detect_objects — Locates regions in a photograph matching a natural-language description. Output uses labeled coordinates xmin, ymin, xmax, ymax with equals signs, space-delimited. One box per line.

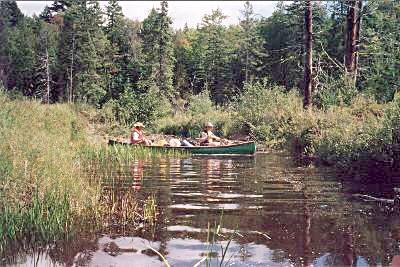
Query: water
xmin=4 ymin=152 xmax=400 ymax=267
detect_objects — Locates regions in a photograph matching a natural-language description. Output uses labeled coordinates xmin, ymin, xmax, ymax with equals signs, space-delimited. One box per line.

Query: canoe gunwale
xmin=108 ymin=140 xmax=256 ymax=155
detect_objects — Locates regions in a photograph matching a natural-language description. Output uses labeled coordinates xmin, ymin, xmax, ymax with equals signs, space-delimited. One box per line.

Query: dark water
xmin=5 ymin=153 xmax=400 ymax=267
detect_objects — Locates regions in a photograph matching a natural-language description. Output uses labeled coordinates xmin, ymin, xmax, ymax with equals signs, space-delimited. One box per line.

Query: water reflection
xmin=4 ymin=153 xmax=399 ymax=267
xmin=129 ymin=159 xmax=143 ymax=190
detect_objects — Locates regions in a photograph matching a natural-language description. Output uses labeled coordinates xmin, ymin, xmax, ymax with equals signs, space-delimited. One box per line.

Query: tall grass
xmin=80 ymin=144 xmax=188 ymax=167
xmin=0 ymin=92 xmax=186 ymax=253
xmin=0 ymin=93 xmax=97 ymax=252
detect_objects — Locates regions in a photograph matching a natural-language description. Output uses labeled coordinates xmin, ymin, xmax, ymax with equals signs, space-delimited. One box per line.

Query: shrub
xmin=313 ymin=74 xmax=359 ymax=109
xmin=154 ymin=91 xmax=235 ymax=138
xmin=110 ymin=88 xmax=171 ymax=127
xmin=234 ymin=79 xmax=303 ymax=147
xmin=187 ymin=90 xmax=214 ymax=116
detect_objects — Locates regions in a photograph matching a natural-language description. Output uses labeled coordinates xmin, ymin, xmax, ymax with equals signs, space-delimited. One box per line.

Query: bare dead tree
xmin=44 ymin=46 xmax=50 ymax=104
xmin=345 ymin=0 xmax=362 ymax=86
xmin=68 ymin=30 xmax=75 ymax=103
xmin=303 ymin=0 xmax=313 ymax=109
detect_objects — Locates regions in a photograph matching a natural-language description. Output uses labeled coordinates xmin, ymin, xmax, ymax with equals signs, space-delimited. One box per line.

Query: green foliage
xmin=106 ymin=87 xmax=171 ymax=127
xmin=358 ymin=0 xmax=400 ymax=102
xmin=235 ymin=79 xmax=303 ymax=145
xmin=313 ymin=75 xmax=359 ymax=109
xmin=155 ymin=92 xmax=234 ymax=138
xmin=187 ymin=90 xmax=214 ymax=116
xmin=141 ymin=2 xmax=175 ymax=99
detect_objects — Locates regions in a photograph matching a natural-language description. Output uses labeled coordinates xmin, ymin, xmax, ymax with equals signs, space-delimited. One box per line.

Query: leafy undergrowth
xmin=232 ymin=80 xmax=399 ymax=178
xmin=154 ymin=80 xmax=400 ymax=179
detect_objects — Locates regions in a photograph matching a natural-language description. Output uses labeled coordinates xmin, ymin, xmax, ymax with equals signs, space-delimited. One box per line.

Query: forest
xmin=0 ymin=0 xmax=398 ymax=114
xmin=1 ymin=0 xmax=400 ymax=262
xmin=1 ymin=0 xmax=400 ymax=175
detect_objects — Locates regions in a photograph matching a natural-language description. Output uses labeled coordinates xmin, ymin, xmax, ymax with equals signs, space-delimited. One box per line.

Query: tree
xmin=158 ymin=1 xmax=175 ymax=99
xmin=104 ymin=0 xmax=127 ymax=100
xmin=238 ymin=1 xmax=265 ymax=84
xmin=34 ymin=19 xmax=58 ymax=103
xmin=303 ymin=0 xmax=313 ymax=108
xmin=0 ymin=0 xmax=24 ymax=89
xmin=55 ymin=0 xmax=107 ymax=104
xmin=345 ymin=0 xmax=362 ymax=86
xmin=140 ymin=1 xmax=175 ymax=100
xmin=199 ymin=9 xmax=231 ymax=103
xmin=358 ymin=0 xmax=400 ymax=102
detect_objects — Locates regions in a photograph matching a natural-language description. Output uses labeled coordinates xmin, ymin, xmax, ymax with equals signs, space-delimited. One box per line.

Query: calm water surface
xmin=5 ymin=153 xmax=400 ymax=267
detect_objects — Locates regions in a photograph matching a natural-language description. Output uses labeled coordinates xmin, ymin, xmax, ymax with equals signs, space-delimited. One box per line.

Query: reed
xmin=194 ymin=212 xmax=237 ymax=267
xmin=79 ymin=144 xmax=188 ymax=167
xmin=0 ymin=93 xmax=186 ymax=254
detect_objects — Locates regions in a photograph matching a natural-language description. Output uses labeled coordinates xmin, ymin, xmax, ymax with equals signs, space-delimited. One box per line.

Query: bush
xmin=154 ymin=91 xmax=235 ymax=138
xmin=187 ymin=90 xmax=214 ymax=116
xmin=108 ymin=87 xmax=171 ymax=127
xmin=313 ymin=74 xmax=359 ymax=110
xmin=234 ymin=79 xmax=303 ymax=147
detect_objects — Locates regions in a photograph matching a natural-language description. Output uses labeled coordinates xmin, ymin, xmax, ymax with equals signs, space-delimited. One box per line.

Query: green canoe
xmin=108 ymin=140 xmax=256 ymax=155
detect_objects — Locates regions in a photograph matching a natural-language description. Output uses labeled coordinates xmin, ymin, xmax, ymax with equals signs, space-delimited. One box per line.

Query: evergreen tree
xmin=199 ymin=9 xmax=231 ymax=103
xmin=55 ymin=0 xmax=107 ymax=104
xmin=0 ymin=0 xmax=23 ymax=88
xmin=141 ymin=1 xmax=175 ymax=100
xmin=104 ymin=0 xmax=143 ymax=102
xmin=238 ymin=1 xmax=266 ymax=84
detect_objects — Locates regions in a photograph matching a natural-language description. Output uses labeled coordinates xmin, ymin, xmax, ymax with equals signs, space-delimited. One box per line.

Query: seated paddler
xmin=199 ymin=122 xmax=222 ymax=146
xmin=131 ymin=122 xmax=152 ymax=145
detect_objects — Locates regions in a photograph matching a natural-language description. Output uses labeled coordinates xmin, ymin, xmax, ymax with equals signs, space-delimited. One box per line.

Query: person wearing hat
xmin=199 ymin=122 xmax=221 ymax=146
xmin=131 ymin=122 xmax=152 ymax=145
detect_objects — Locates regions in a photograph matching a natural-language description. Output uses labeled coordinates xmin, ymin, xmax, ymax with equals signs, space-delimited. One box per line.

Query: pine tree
xmin=141 ymin=1 xmax=175 ymax=100
xmin=104 ymin=0 xmax=142 ymax=101
xmin=55 ymin=0 xmax=107 ymax=104
xmin=158 ymin=1 xmax=175 ymax=99
xmin=0 ymin=0 xmax=24 ymax=89
xmin=238 ymin=1 xmax=266 ymax=84
xmin=199 ymin=9 xmax=231 ymax=103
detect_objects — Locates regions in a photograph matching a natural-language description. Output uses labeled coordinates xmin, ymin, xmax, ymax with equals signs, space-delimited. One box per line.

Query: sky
xmin=16 ymin=1 xmax=279 ymax=29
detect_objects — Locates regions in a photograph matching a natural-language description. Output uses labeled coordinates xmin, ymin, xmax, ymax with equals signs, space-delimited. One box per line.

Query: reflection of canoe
xmin=108 ymin=140 xmax=256 ymax=155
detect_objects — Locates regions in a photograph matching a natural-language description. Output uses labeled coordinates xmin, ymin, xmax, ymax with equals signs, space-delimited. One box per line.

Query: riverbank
xmin=153 ymin=81 xmax=400 ymax=180
xmin=0 ymin=93 xmax=185 ymax=254
xmin=81 ymin=81 xmax=400 ymax=180
xmin=2 ymin=84 xmax=400 ymax=254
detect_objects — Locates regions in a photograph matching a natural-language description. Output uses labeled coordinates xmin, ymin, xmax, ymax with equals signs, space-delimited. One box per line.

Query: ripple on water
xmin=6 ymin=152 xmax=398 ymax=267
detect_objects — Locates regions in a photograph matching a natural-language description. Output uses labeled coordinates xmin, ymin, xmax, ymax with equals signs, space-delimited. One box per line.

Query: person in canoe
xmin=131 ymin=122 xmax=152 ymax=145
xmin=199 ymin=122 xmax=226 ymax=146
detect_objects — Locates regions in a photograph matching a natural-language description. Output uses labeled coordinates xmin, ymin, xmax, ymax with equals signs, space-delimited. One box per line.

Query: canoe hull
xmin=108 ymin=140 xmax=256 ymax=155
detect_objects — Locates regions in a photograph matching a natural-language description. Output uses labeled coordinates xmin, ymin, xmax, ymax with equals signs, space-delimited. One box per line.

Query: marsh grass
xmin=0 ymin=93 xmax=186 ymax=254
xmin=80 ymin=144 xmax=188 ymax=167
xmin=203 ymin=212 xmax=236 ymax=267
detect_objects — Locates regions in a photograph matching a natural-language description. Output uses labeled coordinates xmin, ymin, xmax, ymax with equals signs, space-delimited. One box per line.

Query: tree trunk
xmin=303 ymin=0 xmax=313 ymax=109
xmin=69 ymin=32 xmax=75 ymax=103
xmin=345 ymin=0 xmax=362 ymax=85
xmin=45 ymin=47 xmax=50 ymax=104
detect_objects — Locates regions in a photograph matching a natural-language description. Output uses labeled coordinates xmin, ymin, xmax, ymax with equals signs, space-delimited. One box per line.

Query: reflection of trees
xmin=9 ymin=153 xmax=397 ymax=266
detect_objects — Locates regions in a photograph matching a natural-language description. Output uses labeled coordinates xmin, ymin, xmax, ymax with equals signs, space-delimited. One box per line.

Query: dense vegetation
xmin=0 ymin=91 xmax=186 ymax=253
xmin=0 ymin=0 xmax=399 ymax=257
xmin=0 ymin=0 xmax=399 ymax=167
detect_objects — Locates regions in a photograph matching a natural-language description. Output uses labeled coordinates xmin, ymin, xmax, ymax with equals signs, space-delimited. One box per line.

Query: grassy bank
xmin=0 ymin=93 xmax=185 ymax=253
